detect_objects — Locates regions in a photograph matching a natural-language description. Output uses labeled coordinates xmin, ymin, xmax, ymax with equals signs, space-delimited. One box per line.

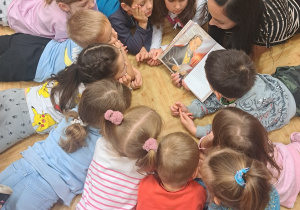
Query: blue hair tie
xmin=235 ymin=167 xmax=250 ymax=188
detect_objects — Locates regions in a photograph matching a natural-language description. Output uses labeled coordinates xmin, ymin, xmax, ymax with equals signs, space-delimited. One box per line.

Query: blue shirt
xmin=97 ymin=0 xmax=119 ymax=17
xmin=22 ymin=108 xmax=100 ymax=205
xmin=35 ymin=39 xmax=82 ymax=82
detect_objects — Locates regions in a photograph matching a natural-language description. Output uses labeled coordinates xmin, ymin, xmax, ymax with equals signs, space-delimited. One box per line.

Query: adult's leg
xmin=0 ymin=33 xmax=50 ymax=81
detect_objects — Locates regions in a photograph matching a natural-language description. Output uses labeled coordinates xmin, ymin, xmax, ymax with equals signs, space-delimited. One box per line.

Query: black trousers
xmin=0 ymin=33 xmax=51 ymax=81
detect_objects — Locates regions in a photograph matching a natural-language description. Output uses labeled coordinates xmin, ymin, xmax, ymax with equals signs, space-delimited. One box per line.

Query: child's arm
xmin=192 ymin=0 xmax=209 ymax=26
xmin=131 ymin=66 xmax=143 ymax=89
xmin=150 ymin=23 xmax=164 ymax=50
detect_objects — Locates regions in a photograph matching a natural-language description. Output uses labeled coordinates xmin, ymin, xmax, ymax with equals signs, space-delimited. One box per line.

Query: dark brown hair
xmin=67 ymin=10 xmax=110 ymax=48
xmin=205 ymin=49 xmax=256 ymax=98
xmin=101 ymin=105 xmax=163 ymax=173
xmin=211 ymin=107 xmax=281 ymax=178
xmin=49 ymin=43 xmax=121 ymax=113
xmin=119 ymin=0 xmax=134 ymax=6
xmin=156 ymin=132 xmax=199 ymax=187
xmin=59 ymin=79 xmax=132 ymax=153
xmin=151 ymin=0 xmax=197 ymax=26
xmin=202 ymin=148 xmax=272 ymax=210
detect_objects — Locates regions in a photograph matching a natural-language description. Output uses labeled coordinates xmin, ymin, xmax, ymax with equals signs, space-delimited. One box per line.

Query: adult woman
xmin=207 ymin=0 xmax=300 ymax=56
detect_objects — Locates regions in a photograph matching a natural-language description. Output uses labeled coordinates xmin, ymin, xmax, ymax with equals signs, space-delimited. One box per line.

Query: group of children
xmin=0 ymin=0 xmax=300 ymax=209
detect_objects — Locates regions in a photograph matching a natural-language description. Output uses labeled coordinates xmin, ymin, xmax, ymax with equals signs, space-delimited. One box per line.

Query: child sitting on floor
xmin=109 ymin=0 xmax=153 ymax=55
xmin=0 ymin=10 xmax=120 ymax=82
xmin=199 ymin=107 xmax=300 ymax=208
xmin=0 ymin=43 xmax=139 ymax=153
xmin=77 ymin=105 xmax=162 ymax=209
xmin=0 ymin=0 xmax=97 ymax=41
xmin=200 ymin=148 xmax=280 ymax=210
xmin=136 ymin=132 xmax=207 ymax=210
xmin=171 ymin=49 xmax=299 ymax=137
xmin=0 ymin=79 xmax=132 ymax=210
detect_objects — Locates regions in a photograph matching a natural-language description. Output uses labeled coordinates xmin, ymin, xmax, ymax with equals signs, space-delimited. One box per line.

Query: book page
xmin=184 ymin=44 xmax=224 ymax=102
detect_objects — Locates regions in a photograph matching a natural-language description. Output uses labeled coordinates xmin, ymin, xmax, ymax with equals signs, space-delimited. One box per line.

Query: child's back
xmin=78 ymin=105 xmax=163 ymax=209
xmin=7 ymin=0 xmax=97 ymax=41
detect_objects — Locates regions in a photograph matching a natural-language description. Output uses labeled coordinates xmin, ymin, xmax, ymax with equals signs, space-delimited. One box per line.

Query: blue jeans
xmin=0 ymin=158 xmax=59 ymax=210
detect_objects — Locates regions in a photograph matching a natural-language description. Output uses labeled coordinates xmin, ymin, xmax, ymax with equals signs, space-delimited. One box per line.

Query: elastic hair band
xmin=143 ymin=138 xmax=158 ymax=152
xmin=235 ymin=167 xmax=250 ymax=188
xmin=70 ymin=117 xmax=86 ymax=126
xmin=104 ymin=110 xmax=123 ymax=125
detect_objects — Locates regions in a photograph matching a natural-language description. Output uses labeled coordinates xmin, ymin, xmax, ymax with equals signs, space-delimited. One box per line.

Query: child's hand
xmin=171 ymin=73 xmax=182 ymax=87
xmin=170 ymin=102 xmax=192 ymax=116
xmin=118 ymin=74 xmax=132 ymax=88
xmin=147 ymin=59 xmax=161 ymax=66
xmin=136 ymin=47 xmax=151 ymax=62
xmin=131 ymin=5 xmax=148 ymax=29
xmin=149 ymin=48 xmax=163 ymax=60
xmin=131 ymin=67 xmax=143 ymax=89
xmin=179 ymin=110 xmax=197 ymax=136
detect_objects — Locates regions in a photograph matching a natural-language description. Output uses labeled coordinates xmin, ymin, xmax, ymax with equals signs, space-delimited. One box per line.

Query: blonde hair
xmin=202 ymin=148 xmax=272 ymax=210
xmin=101 ymin=105 xmax=163 ymax=173
xmin=60 ymin=79 xmax=132 ymax=153
xmin=67 ymin=10 xmax=110 ymax=48
xmin=156 ymin=132 xmax=199 ymax=188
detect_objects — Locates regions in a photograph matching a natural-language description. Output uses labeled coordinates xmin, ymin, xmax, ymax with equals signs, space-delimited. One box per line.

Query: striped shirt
xmin=77 ymin=137 xmax=145 ymax=210
xmin=255 ymin=0 xmax=300 ymax=47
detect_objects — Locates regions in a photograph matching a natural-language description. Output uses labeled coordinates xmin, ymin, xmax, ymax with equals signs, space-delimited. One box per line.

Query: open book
xmin=159 ymin=20 xmax=224 ymax=102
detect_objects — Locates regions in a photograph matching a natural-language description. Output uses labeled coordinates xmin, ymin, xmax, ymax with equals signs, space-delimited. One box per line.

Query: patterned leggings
xmin=0 ymin=89 xmax=35 ymax=153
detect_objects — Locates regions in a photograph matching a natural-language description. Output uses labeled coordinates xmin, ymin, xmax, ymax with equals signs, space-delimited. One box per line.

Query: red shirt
xmin=137 ymin=175 xmax=207 ymax=210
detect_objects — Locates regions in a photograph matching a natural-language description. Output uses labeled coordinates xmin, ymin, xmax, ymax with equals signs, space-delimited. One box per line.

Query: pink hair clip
xmin=104 ymin=110 xmax=123 ymax=125
xmin=143 ymin=138 xmax=158 ymax=152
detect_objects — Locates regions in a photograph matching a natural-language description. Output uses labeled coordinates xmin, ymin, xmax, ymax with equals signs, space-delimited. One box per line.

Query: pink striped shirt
xmin=77 ymin=137 xmax=145 ymax=210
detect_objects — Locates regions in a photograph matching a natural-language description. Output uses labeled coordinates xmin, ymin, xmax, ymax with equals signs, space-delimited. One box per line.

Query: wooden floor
xmin=0 ymin=23 xmax=299 ymax=209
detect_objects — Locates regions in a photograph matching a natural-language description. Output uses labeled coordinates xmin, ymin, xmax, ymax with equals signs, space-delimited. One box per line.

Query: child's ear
xmin=214 ymin=91 xmax=223 ymax=101
xmin=214 ymin=197 xmax=221 ymax=206
xmin=58 ymin=2 xmax=70 ymax=12
xmin=121 ymin=2 xmax=130 ymax=12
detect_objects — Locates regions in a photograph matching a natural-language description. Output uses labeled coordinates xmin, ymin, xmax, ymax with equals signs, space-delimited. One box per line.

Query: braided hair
xmin=49 ymin=43 xmax=120 ymax=112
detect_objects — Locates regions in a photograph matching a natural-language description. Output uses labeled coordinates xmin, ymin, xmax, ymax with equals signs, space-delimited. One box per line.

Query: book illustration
xmin=159 ymin=20 xmax=224 ymax=102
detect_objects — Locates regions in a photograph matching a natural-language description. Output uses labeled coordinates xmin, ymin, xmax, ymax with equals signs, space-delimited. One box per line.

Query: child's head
xmin=67 ymin=10 xmax=118 ymax=48
xmin=156 ymin=132 xmax=199 ymax=189
xmin=60 ymin=79 xmax=132 ymax=153
xmin=101 ymin=105 xmax=163 ymax=173
xmin=201 ymin=148 xmax=272 ymax=210
xmin=46 ymin=0 xmax=95 ymax=15
xmin=211 ymin=107 xmax=280 ymax=177
xmin=50 ymin=43 xmax=128 ymax=112
xmin=120 ymin=0 xmax=153 ymax=18
xmin=151 ymin=0 xmax=196 ymax=25
xmin=205 ymin=49 xmax=256 ymax=99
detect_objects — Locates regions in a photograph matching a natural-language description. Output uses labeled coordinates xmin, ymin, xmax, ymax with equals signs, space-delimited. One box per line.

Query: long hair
xmin=156 ymin=132 xmax=199 ymax=188
xmin=59 ymin=79 xmax=132 ymax=153
xmin=67 ymin=10 xmax=110 ymax=48
xmin=205 ymin=49 xmax=256 ymax=98
xmin=202 ymin=148 xmax=272 ymax=210
xmin=101 ymin=105 xmax=163 ymax=173
xmin=211 ymin=107 xmax=281 ymax=178
xmin=151 ymin=0 xmax=197 ymax=26
xmin=213 ymin=0 xmax=263 ymax=54
xmin=49 ymin=43 xmax=121 ymax=113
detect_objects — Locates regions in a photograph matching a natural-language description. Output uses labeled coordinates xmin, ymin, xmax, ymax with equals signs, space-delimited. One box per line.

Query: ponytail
xmin=202 ymin=148 xmax=272 ymax=210
xmin=59 ymin=111 xmax=88 ymax=153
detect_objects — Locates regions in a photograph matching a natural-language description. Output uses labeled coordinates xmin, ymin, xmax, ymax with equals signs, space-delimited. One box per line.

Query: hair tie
xmin=235 ymin=167 xmax=250 ymax=188
xmin=70 ymin=117 xmax=86 ymax=126
xmin=104 ymin=110 xmax=123 ymax=125
xmin=143 ymin=138 xmax=158 ymax=152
